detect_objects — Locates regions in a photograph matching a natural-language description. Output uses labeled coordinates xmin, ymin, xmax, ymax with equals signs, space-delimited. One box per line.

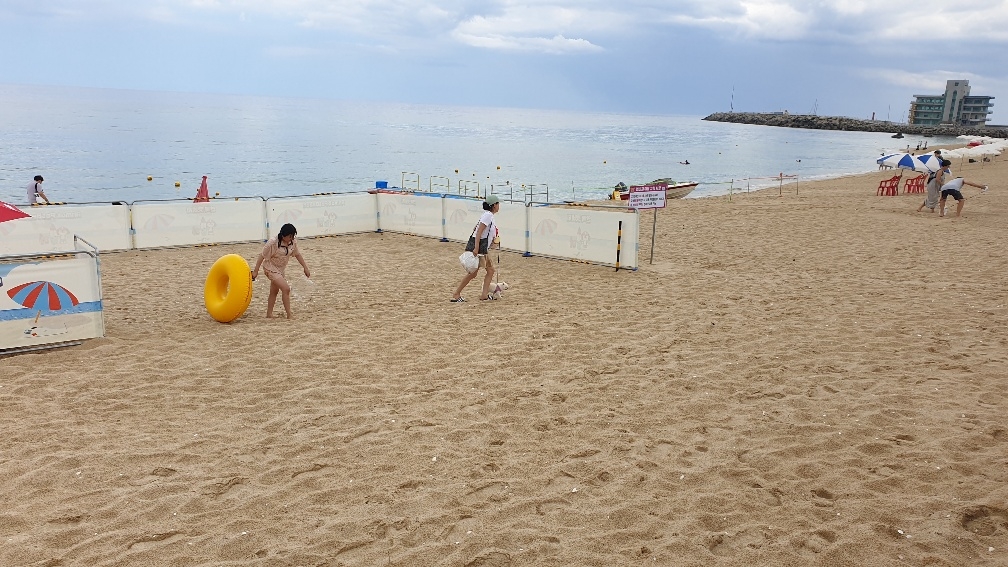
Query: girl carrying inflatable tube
xmin=252 ymin=223 xmax=310 ymax=319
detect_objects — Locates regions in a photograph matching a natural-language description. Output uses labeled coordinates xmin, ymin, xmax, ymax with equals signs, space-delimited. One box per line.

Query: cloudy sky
xmin=2 ymin=1 xmax=1006 ymax=122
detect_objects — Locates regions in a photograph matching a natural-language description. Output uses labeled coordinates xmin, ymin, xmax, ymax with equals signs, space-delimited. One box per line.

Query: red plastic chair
xmin=904 ymin=174 xmax=926 ymax=194
xmin=876 ymin=175 xmax=901 ymax=196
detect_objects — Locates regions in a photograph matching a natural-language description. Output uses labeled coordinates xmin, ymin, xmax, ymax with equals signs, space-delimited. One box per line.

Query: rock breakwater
xmin=703 ymin=112 xmax=1007 ymax=139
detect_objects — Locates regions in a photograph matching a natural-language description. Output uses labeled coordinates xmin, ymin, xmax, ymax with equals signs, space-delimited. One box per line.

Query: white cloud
xmin=8 ymin=0 xmax=1008 ymax=50
xmin=664 ymin=1 xmax=811 ymax=41
xmin=661 ymin=0 xmax=1008 ymax=43
xmin=861 ymin=68 xmax=1007 ymax=99
xmin=861 ymin=69 xmax=969 ymax=92
xmin=450 ymin=4 xmax=619 ymax=54
xmin=452 ymin=30 xmax=602 ymax=53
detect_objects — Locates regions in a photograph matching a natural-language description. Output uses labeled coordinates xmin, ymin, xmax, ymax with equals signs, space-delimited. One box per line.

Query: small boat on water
xmin=612 ymin=179 xmax=699 ymax=201
xmin=891 ymin=132 xmax=904 ymax=139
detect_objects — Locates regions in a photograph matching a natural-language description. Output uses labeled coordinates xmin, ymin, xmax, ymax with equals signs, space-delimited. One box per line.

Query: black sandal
xmin=449 ymin=297 xmax=466 ymax=303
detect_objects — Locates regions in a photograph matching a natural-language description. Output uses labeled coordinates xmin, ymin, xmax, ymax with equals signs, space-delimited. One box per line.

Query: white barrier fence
xmin=2 ymin=193 xmax=640 ymax=269
xmin=0 ymin=237 xmax=104 ymax=352
xmin=377 ymin=191 xmax=445 ymax=240
xmin=266 ymin=193 xmax=378 ymax=238
xmin=132 ymin=198 xmax=267 ymax=249
xmin=528 ymin=205 xmax=640 ymax=266
xmin=0 ymin=203 xmax=131 ymax=255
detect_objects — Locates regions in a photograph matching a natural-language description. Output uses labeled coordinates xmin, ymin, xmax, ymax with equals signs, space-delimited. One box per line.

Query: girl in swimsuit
xmin=252 ymin=223 xmax=310 ymax=319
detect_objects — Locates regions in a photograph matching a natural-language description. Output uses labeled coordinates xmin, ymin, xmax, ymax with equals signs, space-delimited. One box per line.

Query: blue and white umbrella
xmin=876 ymin=153 xmax=931 ymax=173
xmin=914 ymin=153 xmax=944 ymax=172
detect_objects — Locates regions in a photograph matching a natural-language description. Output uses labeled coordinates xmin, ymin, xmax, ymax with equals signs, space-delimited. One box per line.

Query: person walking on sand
xmin=27 ymin=175 xmax=50 ymax=205
xmin=938 ymin=176 xmax=988 ymax=218
xmin=918 ymin=154 xmax=948 ymax=213
xmin=252 ymin=223 xmax=310 ymax=319
xmin=451 ymin=195 xmax=500 ymax=302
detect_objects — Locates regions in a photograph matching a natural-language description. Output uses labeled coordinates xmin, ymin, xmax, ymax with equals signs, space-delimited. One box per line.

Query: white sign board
xmin=628 ymin=184 xmax=667 ymax=209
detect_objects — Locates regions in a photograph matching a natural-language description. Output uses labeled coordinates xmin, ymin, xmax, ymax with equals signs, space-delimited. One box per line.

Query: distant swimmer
xmin=679 ymin=160 xmax=690 ymax=165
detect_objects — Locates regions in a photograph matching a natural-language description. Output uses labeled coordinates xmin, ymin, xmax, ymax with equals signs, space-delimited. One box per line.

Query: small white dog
xmin=489 ymin=281 xmax=510 ymax=299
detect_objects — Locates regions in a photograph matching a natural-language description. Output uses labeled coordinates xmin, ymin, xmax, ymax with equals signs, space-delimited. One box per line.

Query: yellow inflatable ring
xmin=204 ymin=254 xmax=253 ymax=323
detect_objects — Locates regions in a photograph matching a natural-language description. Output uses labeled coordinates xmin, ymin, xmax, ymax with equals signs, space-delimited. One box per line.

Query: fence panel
xmin=0 ymin=203 xmax=131 ymax=255
xmin=376 ymin=192 xmax=443 ymax=239
xmin=528 ymin=206 xmax=639 ymax=268
xmin=266 ymin=193 xmax=378 ymax=238
xmin=132 ymin=199 xmax=266 ymax=249
xmin=0 ymin=249 xmax=104 ymax=351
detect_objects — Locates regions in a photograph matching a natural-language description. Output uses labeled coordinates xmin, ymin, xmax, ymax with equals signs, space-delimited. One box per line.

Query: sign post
xmin=627 ymin=182 xmax=667 ymax=264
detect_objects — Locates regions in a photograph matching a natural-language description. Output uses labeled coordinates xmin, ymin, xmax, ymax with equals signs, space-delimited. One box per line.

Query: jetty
xmin=703 ymin=112 xmax=1008 ymax=139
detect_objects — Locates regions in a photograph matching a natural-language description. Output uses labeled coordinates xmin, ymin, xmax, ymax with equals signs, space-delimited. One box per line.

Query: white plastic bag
xmin=291 ymin=277 xmax=317 ymax=302
xmin=459 ymin=252 xmax=479 ymax=274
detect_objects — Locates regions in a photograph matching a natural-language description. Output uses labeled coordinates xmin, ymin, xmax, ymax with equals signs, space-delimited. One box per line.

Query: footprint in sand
xmin=794 ymin=529 xmax=837 ymax=555
xmin=461 ymin=482 xmax=510 ymax=507
xmin=961 ymin=505 xmax=1008 ymax=536
xmin=464 ymin=551 xmax=512 ymax=567
xmin=201 ymin=476 xmax=246 ymax=498
xmin=811 ymin=488 xmax=837 ymax=507
xmin=535 ymin=499 xmax=570 ymax=516
xmin=751 ymin=483 xmax=783 ymax=506
xmin=128 ymin=530 xmax=184 ymax=551
xmin=291 ymin=463 xmax=327 ymax=478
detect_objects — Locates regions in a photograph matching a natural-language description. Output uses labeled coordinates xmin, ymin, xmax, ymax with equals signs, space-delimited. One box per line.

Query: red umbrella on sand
xmin=0 ymin=200 xmax=30 ymax=224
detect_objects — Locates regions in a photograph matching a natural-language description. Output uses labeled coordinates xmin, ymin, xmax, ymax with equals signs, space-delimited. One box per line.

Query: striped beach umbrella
xmin=7 ymin=281 xmax=80 ymax=311
xmin=915 ymin=154 xmax=943 ymax=172
xmin=876 ymin=153 xmax=930 ymax=173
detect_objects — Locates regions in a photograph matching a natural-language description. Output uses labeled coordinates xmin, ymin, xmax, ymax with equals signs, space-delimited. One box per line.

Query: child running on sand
xmin=252 ymin=223 xmax=310 ymax=319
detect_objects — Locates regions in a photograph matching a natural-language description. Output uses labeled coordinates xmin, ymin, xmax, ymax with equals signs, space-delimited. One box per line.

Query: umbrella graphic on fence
xmin=1 ymin=200 xmax=31 ymax=224
xmin=534 ymin=219 xmax=557 ymax=235
xmin=277 ymin=209 xmax=302 ymax=224
xmin=143 ymin=214 xmax=175 ymax=231
xmin=1 ymin=199 xmax=30 ymax=236
xmin=7 ymin=281 xmax=80 ymax=311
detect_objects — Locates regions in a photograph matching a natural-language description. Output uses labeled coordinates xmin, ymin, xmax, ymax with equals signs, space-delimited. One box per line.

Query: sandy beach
xmin=2 ymin=152 xmax=1007 ymax=566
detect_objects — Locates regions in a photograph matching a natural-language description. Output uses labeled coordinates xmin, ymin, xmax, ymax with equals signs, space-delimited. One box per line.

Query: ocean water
xmin=0 ymin=83 xmax=959 ymax=205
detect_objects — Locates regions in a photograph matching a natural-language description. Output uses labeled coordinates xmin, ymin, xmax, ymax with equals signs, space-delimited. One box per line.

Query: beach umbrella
xmin=915 ymin=154 xmax=943 ymax=172
xmin=876 ymin=153 xmax=931 ymax=173
xmin=7 ymin=281 xmax=80 ymax=311
xmin=0 ymin=200 xmax=30 ymax=224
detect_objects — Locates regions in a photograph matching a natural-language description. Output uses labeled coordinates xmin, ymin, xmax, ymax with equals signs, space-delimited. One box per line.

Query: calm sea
xmin=0 ymin=84 xmax=957 ymax=205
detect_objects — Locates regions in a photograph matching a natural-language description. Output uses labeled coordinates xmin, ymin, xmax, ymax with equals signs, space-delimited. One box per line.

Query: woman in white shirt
xmin=451 ymin=195 xmax=500 ymax=302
